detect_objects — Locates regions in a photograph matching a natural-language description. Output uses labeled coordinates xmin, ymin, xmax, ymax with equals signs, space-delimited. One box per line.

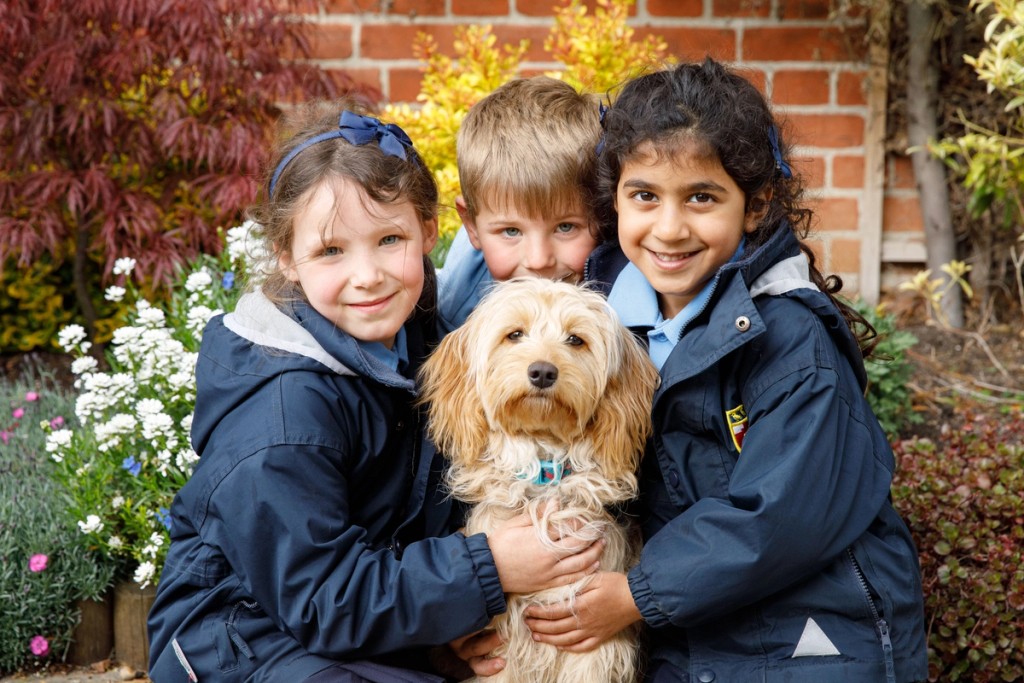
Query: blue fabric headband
xmin=768 ymin=125 xmax=793 ymax=179
xmin=268 ymin=111 xmax=415 ymax=196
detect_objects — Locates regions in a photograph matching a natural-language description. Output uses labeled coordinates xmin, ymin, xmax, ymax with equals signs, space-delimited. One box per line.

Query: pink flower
xmin=25 ymin=391 xmax=39 ymax=402
xmin=0 ymin=431 xmax=8 ymax=445
xmin=30 ymin=635 xmax=49 ymax=657
xmin=29 ymin=554 xmax=48 ymax=572
xmin=49 ymin=416 xmax=65 ymax=429
xmin=12 ymin=407 xmax=24 ymax=419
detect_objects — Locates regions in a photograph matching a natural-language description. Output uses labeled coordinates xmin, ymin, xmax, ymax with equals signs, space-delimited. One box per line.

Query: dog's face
xmin=420 ymin=278 xmax=658 ymax=481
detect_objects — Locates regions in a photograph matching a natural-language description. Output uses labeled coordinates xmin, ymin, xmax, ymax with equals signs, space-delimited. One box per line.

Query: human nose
xmin=349 ymin=253 xmax=384 ymax=287
xmin=523 ymin=236 xmax=556 ymax=272
xmin=651 ymin=205 xmax=689 ymax=243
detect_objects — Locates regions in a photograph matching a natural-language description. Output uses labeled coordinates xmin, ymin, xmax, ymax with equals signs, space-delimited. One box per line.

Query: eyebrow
xmin=621 ymin=177 xmax=729 ymax=195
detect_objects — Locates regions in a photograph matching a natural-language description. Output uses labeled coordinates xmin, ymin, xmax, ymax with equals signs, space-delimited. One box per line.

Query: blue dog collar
xmin=520 ymin=460 xmax=573 ymax=486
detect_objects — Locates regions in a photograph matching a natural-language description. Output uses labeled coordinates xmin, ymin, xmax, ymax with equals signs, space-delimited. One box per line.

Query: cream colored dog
xmin=419 ymin=277 xmax=659 ymax=683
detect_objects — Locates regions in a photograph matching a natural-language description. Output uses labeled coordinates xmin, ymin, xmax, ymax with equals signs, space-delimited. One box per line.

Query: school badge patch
xmin=726 ymin=404 xmax=748 ymax=453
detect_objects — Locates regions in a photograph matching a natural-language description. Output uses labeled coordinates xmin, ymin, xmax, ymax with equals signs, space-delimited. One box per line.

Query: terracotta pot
xmin=113 ymin=581 xmax=157 ymax=672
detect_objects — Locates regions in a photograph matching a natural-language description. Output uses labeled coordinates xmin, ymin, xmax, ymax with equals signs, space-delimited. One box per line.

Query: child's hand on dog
xmin=487 ymin=511 xmax=605 ymax=594
xmin=522 ymin=571 xmax=642 ymax=652
xmin=448 ymin=628 xmax=506 ymax=677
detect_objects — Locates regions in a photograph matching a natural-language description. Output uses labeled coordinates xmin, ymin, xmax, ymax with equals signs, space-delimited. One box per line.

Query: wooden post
xmin=859 ymin=0 xmax=892 ymax=305
xmin=68 ymin=593 xmax=114 ymax=665
xmin=113 ymin=581 xmax=157 ymax=672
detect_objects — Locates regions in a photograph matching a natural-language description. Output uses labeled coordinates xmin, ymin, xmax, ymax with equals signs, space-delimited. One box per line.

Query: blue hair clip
xmin=768 ymin=125 xmax=793 ymax=180
xmin=269 ymin=111 xmax=415 ymax=196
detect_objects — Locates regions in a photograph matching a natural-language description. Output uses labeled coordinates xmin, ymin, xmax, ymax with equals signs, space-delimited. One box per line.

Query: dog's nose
xmin=527 ymin=361 xmax=558 ymax=389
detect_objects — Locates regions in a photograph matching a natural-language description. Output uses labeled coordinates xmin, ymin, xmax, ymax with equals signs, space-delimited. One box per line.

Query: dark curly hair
xmin=595 ymin=58 xmax=876 ymax=354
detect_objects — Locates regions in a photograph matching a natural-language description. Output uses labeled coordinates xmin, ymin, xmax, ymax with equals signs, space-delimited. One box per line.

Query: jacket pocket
xmin=203 ymin=599 xmax=260 ymax=673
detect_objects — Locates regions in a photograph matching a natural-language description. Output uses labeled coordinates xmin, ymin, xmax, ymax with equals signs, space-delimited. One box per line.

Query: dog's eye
xmin=566 ymin=334 xmax=585 ymax=347
xmin=507 ymin=330 xmax=524 ymax=341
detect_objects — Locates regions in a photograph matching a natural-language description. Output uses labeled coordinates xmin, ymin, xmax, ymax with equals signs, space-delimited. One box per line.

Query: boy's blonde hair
xmin=457 ymin=76 xmax=601 ymax=221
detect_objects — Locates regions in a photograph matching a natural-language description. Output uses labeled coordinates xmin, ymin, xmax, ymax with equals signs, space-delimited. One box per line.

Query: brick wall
xmin=307 ymin=0 xmax=925 ymax=298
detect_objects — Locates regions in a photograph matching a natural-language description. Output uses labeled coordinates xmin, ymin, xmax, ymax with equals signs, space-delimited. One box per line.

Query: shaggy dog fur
xmin=419 ymin=278 xmax=659 ymax=683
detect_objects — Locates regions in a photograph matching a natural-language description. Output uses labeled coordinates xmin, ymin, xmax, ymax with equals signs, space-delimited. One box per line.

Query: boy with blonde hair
xmin=438 ymin=75 xmax=603 ymax=331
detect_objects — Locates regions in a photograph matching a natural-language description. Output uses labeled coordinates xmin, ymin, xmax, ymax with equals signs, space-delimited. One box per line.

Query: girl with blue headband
xmin=521 ymin=58 xmax=929 ymax=683
xmin=147 ymin=102 xmax=603 ymax=683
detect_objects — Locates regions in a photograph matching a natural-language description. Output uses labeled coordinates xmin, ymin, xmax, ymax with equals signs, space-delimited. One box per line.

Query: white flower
xmin=133 ymin=561 xmax=156 ymax=587
xmin=113 ymin=257 xmax=136 ymax=276
xmin=186 ymin=306 xmax=219 ymax=336
xmin=104 ymin=286 xmax=126 ymax=302
xmin=136 ymin=399 xmax=166 ymax=416
xmin=108 ymin=535 xmax=124 ymax=549
xmin=45 ymin=429 xmax=73 ymax=453
xmin=137 ymin=305 xmax=166 ymax=328
xmin=185 ymin=270 xmax=213 ymax=293
xmin=78 ymin=515 xmax=104 ymax=534
xmin=149 ymin=532 xmax=165 ymax=547
xmin=57 ymin=325 xmax=87 ymax=352
xmin=111 ymin=495 xmax=125 ymax=509
xmin=176 ymin=448 xmax=199 ymax=470
xmin=179 ymin=414 xmax=193 ymax=433
xmin=71 ymin=356 xmax=98 ymax=375
xmin=227 ymin=221 xmax=267 ymax=265
xmin=142 ymin=412 xmax=174 ymax=441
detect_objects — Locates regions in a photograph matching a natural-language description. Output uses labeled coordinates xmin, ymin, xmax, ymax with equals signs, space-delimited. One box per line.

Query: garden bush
xmin=848 ymin=298 xmax=921 ymax=437
xmin=892 ymin=412 xmax=1024 ymax=681
xmin=0 ymin=0 xmax=355 ymax=351
xmin=0 ymin=367 xmax=116 ymax=675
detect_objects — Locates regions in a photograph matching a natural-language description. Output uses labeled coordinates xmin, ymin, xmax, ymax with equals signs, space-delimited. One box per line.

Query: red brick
xmin=387 ymin=67 xmax=426 ymax=103
xmin=833 ymin=155 xmax=865 ymax=188
xmin=323 ymin=0 xmax=443 ymax=12
xmin=772 ymin=69 xmax=830 ymax=105
xmin=786 ymin=114 xmax=864 ymax=148
xmin=712 ymin=0 xmax=771 ymax=18
xmin=653 ymin=27 xmax=737 ymax=62
xmin=795 ymin=155 xmax=826 ymax=188
xmin=829 ymin=237 xmax=862 ymax=272
xmin=889 ymin=155 xmax=916 ymax=189
xmin=743 ymin=26 xmax=863 ymax=62
xmin=452 ymin=0 xmax=508 ymax=14
xmin=517 ymin=0 xmax=635 ymax=16
xmin=360 ymin=24 xmax=455 ymax=59
xmin=804 ymin=237 xmax=826 ymax=265
xmin=649 ymin=0 xmax=703 ymax=17
xmin=836 ymin=70 xmax=867 ymax=106
xmin=883 ymin=196 xmax=924 ymax=233
xmin=737 ymin=67 xmax=767 ymax=95
xmin=811 ymin=197 xmax=860 ymax=231
xmin=779 ymin=0 xmax=832 ymax=19
xmin=332 ymin=67 xmax=383 ymax=101
xmin=310 ymin=23 xmax=353 ymax=60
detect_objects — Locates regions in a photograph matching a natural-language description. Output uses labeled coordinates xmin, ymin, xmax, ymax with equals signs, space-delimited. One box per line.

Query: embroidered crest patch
xmin=726 ymin=404 xmax=748 ymax=453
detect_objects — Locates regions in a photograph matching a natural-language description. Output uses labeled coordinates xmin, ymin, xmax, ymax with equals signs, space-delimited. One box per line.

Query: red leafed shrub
xmin=0 ymin=0 xmax=363 ymax=338
xmin=892 ymin=409 xmax=1024 ymax=682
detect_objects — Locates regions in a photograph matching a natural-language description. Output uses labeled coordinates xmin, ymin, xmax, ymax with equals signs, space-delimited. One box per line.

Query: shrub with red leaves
xmin=892 ymin=408 xmax=1024 ymax=682
xmin=0 ymin=0 xmax=361 ymax=334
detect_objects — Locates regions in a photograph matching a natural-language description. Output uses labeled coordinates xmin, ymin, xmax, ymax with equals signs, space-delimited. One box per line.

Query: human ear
xmin=276 ymin=245 xmax=300 ymax=282
xmin=744 ymin=187 xmax=773 ymax=233
xmin=421 ymin=217 xmax=438 ymax=255
xmin=456 ymin=195 xmax=483 ymax=250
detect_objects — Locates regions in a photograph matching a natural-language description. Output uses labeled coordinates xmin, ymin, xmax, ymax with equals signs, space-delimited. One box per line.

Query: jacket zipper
xmin=846 ymin=548 xmax=896 ymax=683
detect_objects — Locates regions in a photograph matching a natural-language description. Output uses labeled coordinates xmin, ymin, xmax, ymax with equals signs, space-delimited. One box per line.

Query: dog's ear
xmin=418 ymin=325 xmax=489 ymax=469
xmin=589 ymin=326 xmax=660 ymax=482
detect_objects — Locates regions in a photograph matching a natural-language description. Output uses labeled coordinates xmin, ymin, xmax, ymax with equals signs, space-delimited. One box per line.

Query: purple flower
xmin=25 ymin=392 xmax=39 ymax=402
xmin=122 ymin=456 xmax=141 ymax=476
xmin=222 ymin=271 xmax=235 ymax=290
xmin=28 ymin=554 xmax=48 ymax=572
xmin=49 ymin=416 xmax=65 ymax=429
xmin=30 ymin=635 xmax=49 ymax=657
xmin=12 ymin=407 xmax=24 ymax=419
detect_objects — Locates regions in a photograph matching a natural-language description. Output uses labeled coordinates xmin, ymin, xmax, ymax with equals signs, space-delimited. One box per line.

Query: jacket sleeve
xmin=199 ymin=441 xmax=506 ymax=658
xmin=629 ymin=306 xmax=895 ymax=628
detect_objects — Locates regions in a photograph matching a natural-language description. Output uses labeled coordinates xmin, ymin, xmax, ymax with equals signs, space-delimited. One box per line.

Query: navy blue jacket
xmin=147 ymin=292 xmax=505 ymax=683
xmin=587 ymin=228 xmax=928 ymax=682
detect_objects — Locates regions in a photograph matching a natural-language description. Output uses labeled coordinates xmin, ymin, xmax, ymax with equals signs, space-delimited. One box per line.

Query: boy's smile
xmin=615 ymin=143 xmax=761 ymax=319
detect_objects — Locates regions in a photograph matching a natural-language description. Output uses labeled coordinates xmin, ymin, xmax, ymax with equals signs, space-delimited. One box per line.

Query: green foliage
xmin=0 ymin=255 xmax=73 ymax=352
xmin=898 ymin=260 xmax=975 ymax=329
xmin=0 ymin=367 xmax=116 ymax=675
xmin=930 ymin=0 xmax=1024 ymax=229
xmin=383 ymin=0 xmax=668 ymax=262
xmin=892 ymin=412 xmax=1024 ymax=681
xmin=848 ymin=299 xmax=921 ymax=437
xmin=45 ymin=227 xmax=253 ymax=587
